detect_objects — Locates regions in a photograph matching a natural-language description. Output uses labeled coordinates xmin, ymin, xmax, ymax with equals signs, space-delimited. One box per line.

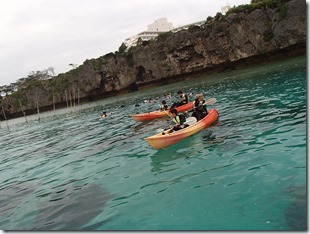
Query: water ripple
xmin=0 ymin=56 xmax=306 ymax=230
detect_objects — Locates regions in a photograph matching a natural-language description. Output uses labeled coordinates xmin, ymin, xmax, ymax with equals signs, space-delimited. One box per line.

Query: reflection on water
xmin=150 ymin=147 xmax=190 ymax=173
xmin=34 ymin=183 xmax=111 ymax=230
xmin=0 ymin=181 xmax=36 ymax=223
xmin=0 ymin=181 xmax=112 ymax=230
xmin=284 ymin=185 xmax=307 ymax=230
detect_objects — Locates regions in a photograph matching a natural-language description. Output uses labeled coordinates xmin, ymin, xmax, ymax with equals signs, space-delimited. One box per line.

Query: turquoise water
xmin=0 ymin=56 xmax=306 ymax=231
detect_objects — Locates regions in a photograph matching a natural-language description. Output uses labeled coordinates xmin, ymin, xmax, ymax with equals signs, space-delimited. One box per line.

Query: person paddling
xmin=160 ymin=100 xmax=168 ymax=111
xmin=163 ymin=108 xmax=189 ymax=134
xmin=176 ymin=90 xmax=188 ymax=107
xmin=170 ymin=90 xmax=189 ymax=109
xmin=192 ymin=93 xmax=208 ymax=121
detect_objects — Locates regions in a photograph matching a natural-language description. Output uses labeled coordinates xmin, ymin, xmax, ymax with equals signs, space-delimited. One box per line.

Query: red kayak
xmin=144 ymin=109 xmax=219 ymax=149
xmin=131 ymin=102 xmax=194 ymax=122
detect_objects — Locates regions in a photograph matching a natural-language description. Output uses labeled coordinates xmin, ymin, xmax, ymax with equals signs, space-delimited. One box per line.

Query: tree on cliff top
xmin=118 ymin=43 xmax=127 ymax=53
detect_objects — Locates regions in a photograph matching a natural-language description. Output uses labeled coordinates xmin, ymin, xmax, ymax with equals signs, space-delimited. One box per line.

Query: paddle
xmin=204 ymin=98 xmax=217 ymax=105
xmin=183 ymin=116 xmax=197 ymax=125
xmin=158 ymin=104 xmax=171 ymax=118
xmin=156 ymin=117 xmax=197 ymax=133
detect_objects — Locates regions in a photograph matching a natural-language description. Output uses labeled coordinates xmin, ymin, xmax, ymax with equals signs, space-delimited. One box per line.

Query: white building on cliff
xmin=221 ymin=4 xmax=231 ymax=14
xmin=124 ymin=17 xmax=173 ymax=48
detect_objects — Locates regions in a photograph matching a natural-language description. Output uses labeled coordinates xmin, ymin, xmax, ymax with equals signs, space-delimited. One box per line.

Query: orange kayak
xmin=131 ymin=102 xmax=194 ymax=122
xmin=144 ymin=109 xmax=219 ymax=149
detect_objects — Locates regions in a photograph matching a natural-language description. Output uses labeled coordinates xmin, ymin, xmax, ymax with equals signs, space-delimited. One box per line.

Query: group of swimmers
xmin=101 ymin=90 xmax=210 ymax=134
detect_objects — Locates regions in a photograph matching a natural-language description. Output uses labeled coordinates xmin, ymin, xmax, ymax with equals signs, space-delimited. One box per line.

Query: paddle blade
xmin=184 ymin=117 xmax=197 ymax=126
xmin=205 ymin=98 xmax=217 ymax=105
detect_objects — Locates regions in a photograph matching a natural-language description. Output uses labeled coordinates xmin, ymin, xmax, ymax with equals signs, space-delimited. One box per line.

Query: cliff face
xmin=128 ymin=0 xmax=306 ymax=81
xmin=1 ymin=0 xmax=306 ymax=118
xmin=98 ymin=0 xmax=306 ymax=88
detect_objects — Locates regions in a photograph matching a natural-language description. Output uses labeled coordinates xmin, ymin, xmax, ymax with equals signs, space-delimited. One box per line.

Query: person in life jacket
xmin=160 ymin=100 xmax=168 ymax=111
xmin=165 ymin=108 xmax=189 ymax=134
xmin=170 ymin=90 xmax=189 ymax=109
xmin=192 ymin=93 xmax=208 ymax=121
xmin=176 ymin=90 xmax=188 ymax=106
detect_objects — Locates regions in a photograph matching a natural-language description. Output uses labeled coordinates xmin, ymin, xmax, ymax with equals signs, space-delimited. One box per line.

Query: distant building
xmin=146 ymin=17 xmax=173 ymax=31
xmin=124 ymin=17 xmax=173 ymax=48
xmin=171 ymin=20 xmax=205 ymax=33
xmin=221 ymin=4 xmax=231 ymax=14
xmin=123 ymin=6 xmax=231 ymax=49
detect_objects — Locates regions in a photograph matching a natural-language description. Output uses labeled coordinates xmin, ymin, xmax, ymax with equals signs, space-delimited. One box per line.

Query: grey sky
xmin=0 ymin=0 xmax=253 ymax=86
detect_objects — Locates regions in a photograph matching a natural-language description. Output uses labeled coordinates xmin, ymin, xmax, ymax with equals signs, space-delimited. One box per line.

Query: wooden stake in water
xmin=18 ymin=99 xmax=28 ymax=123
xmin=1 ymin=106 xmax=9 ymax=129
xmin=78 ymin=87 xmax=80 ymax=108
xmin=65 ymin=90 xmax=69 ymax=109
xmin=2 ymin=106 xmax=6 ymax=120
xmin=72 ymin=87 xmax=76 ymax=111
xmin=69 ymin=90 xmax=73 ymax=113
xmin=36 ymin=91 xmax=40 ymax=121
xmin=53 ymin=94 xmax=56 ymax=116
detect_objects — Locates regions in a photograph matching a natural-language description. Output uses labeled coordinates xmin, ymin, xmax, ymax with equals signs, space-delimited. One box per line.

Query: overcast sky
xmin=0 ymin=0 xmax=255 ymax=86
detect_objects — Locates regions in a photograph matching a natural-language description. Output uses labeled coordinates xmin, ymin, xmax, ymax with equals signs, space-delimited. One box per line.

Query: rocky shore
xmin=0 ymin=0 xmax=306 ymax=120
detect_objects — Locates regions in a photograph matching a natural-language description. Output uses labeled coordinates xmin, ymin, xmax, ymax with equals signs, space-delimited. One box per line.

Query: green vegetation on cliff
xmin=228 ymin=0 xmax=288 ymax=18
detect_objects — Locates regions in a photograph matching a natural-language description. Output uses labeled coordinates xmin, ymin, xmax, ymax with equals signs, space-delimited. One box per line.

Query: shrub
xmin=157 ymin=31 xmax=173 ymax=41
xmin=227 ymin=0 xmax=287 ymax=18
xmin=188 ymin=25 xmax=201 ymax=32
xmin=118 ymin=43 xmax=127 ymax=53
xmin=125 ymin=52 xmax=134 ymax=67
xmin=214 ymin=12 xmax=223 ymax=20
xmin=263 ymin=29 xmax=274 ymax=41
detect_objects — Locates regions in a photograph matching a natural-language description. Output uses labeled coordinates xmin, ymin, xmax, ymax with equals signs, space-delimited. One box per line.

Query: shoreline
xmin=1 ymin=43 xmax=306 ymax=121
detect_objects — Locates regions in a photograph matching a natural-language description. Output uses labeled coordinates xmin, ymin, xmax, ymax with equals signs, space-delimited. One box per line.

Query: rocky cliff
xmin=0 ymin=0 xmax=306 ymax=119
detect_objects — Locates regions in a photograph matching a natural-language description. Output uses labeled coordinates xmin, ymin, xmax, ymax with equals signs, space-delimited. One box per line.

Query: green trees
xmin=0 ymin=67 xmax=57 ymax=114
xmin=227 ymin=0 xmax=288 ymax=17
xmin=118 ymin=43 xmax=127 ymax=53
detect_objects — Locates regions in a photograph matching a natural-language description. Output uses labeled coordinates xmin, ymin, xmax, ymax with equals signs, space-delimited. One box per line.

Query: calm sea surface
xmin=0 ymin=56 xmax=306 ymax=231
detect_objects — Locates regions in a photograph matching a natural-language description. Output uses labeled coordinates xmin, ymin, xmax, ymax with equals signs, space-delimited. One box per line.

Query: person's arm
xmin=179 ymin=115 xmax=186 ymax=125
xmin=183 ymin=95 xmax=188 ymax=103
xmin=181 ymin=94 xmax=188 ymax=104
xmin=203 ymin=102 xmax=208 ymax=112
xmin=194 ymin=99 xmax=199 ymax=109
xmin=172 ymin=116 xmax=181 ymax=127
